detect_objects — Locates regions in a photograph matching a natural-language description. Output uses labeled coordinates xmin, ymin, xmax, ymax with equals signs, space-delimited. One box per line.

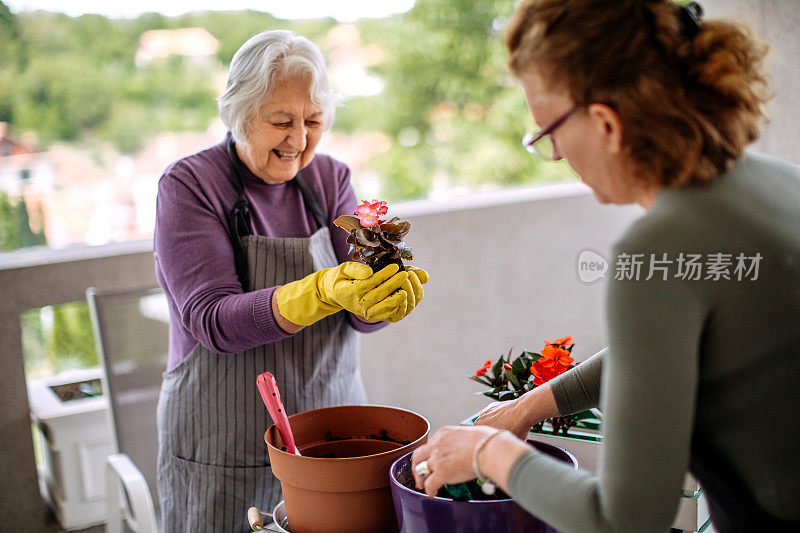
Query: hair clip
xmin=679 ymin=1 xmax=704 ymax=38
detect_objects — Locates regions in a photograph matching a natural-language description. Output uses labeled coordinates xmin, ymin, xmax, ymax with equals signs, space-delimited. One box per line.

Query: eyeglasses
xmin=522 ymin=105 xmax=580 ymax=161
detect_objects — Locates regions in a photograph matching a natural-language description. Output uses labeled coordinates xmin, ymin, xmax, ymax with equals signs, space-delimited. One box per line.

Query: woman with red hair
xmin=412 ymin=2 xmax=800 ymax=531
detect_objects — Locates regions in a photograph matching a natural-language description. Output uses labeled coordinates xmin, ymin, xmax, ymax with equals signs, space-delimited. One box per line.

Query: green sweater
xmin=508 ymin=152 xmax=800 ymax=532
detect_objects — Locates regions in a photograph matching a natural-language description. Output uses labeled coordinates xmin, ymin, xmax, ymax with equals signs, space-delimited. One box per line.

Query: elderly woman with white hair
xmin=153 ymin=30 xmax=428 ymax=531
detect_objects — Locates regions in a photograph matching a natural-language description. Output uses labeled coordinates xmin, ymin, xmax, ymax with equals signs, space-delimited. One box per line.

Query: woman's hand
xmin=324 ymin=263 xmax=409 ymax=321
xmin=475 ymin=384 xmax=560 ymax=439
xmin=474 ymin=399 xmax=533 ymax=440
xmin=361 ymin=265 xmax=429 ymax=323
xmin=411 ymin=426 xmax=530 ymax=498
xmin=395 ymin=266 xmax=429 ymax=321
xmin=411 ymin=425 xmax=494 ymax=497
xmin=275 ymin=262 xmax=408 ymax=326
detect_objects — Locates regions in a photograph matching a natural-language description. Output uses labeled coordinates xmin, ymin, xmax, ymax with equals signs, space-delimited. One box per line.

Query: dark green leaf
xmin=504 ymin=369 xmax=521 ymax=389
xmin=497 ymin=390 xmax=517 ymax=401
xmin=469 ymin=375 xmax=493 ymax=387
xmin=491 ymin=357 xmax=504 ymax=379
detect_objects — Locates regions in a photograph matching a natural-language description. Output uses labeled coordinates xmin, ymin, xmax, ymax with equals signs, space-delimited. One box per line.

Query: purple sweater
xmin=154 ymin=135 xmax=385 ymax=370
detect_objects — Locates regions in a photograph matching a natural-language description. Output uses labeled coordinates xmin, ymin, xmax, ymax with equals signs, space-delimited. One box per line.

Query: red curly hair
xmin=505 ymin=0 xmax=771 ymax=187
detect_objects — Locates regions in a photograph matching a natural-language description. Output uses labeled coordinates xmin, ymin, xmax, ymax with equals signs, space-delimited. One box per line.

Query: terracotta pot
xmin=389 ymin=439 xmax=578 ymax=533
xmin=265 ymin=404 xmax=429 ymax=533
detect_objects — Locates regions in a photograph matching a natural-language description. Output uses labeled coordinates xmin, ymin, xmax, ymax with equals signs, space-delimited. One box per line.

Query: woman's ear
xmin=587 ymin=103 xmax=623 ymax=154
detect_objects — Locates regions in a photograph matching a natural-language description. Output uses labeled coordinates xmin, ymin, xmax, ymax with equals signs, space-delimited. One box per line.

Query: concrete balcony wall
xmin=363 ymin=183 xmax=641 ymax=431
xmin=702 ymin=0 xmax=800 ymax=166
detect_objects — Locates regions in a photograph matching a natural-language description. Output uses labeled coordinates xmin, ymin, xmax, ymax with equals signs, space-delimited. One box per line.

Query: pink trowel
xmin=257 ymin=372 xmax=301 ymax=456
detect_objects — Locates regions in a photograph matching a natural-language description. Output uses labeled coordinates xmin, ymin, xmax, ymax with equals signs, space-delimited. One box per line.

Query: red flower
xmin=531 ymin=338 xmax=574 ymax=385
xmin=546 ymin=336 xmax=574 ymax=348
xmin=531 ymin=360 xmax=561 ymax=385
xmin=503 ymin=363 xmax=513 ymax=371
xmin=539 ymin=345 xmax=574 ymax=369
xmin=355 ymin=199 xmax=388 ymax=228
xmin=475 ymin=359 xmax=493 ymax=377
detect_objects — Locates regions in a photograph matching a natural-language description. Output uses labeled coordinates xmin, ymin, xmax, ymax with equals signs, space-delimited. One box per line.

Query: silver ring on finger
xmin=415 ymin=460 xmax=431 ymax=478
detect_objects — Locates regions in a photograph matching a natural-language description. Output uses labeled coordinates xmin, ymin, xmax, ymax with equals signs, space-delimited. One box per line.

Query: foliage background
xmin=0 ymin=0 xmax=571 ymax=200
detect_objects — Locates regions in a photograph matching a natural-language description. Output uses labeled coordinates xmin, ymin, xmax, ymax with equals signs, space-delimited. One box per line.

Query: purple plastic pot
xmin=389 ymin=439 xmax=577 ymax=533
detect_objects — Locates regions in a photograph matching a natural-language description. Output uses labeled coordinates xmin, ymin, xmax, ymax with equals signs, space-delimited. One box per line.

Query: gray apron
xmin=156 ymin=140 xmax=367 ymax=532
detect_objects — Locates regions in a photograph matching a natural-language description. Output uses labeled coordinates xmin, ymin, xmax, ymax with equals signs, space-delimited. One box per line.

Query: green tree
xmin=1 ymin=4 xmax=573 ymax=201
xmin=48 ymin=302 xmax=98 ymax=372
xmin=0 ymin=191 xmax=20 ymax=251
xmin=16 ymin=194 xmax=46 ymax=248
xmin=6 ymin=9 xmax=221 ymax=151
xmin=11 ymin=55 xmax=114 ymax=142
xmin=0 ymin=1 xmax=22 ymax=122
xmin=21 ymin=308 xmax=48 ymax=378
xmin=0 ymin=191 xmax=46 ymax=251
xmin=343 ymin=0 xmax=573 ymax=199
xmin=0 ymin=1 xmax=21 ymax=65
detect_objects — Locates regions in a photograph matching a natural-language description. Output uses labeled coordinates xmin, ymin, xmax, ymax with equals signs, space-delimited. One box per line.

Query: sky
xmin=5 ymin=0 xmax=416 ymax=21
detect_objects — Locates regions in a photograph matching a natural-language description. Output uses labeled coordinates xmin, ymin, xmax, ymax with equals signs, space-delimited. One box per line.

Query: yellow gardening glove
xmin=275 ymin=262 xmax=409 ymax=326
xmin=394 ymin=266 xmax=429 ymax=321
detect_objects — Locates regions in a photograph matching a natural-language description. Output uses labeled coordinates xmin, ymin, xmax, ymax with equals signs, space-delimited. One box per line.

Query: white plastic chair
xmin=106 ymin=453 xmax=158 ymax=533
xmin=87 ymin=286 xmax=168 ymax=533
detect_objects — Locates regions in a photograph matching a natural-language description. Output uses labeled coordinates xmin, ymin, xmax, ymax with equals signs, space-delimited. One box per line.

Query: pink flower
xmin=355 ymin=199 xmax=388 ymax=228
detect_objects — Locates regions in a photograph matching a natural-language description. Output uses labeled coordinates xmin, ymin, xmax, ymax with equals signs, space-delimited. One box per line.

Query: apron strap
xmin=292 ymin=171 xmax=328 ymax=230
xmin=226 ymin=134 xmax=330 ymax=289
xmin=227 ymin=136 xmax=254 ymax=289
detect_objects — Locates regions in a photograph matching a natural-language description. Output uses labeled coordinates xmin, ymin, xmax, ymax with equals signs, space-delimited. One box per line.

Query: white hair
xmin=217 ymin=30 xmax=340 ymax=144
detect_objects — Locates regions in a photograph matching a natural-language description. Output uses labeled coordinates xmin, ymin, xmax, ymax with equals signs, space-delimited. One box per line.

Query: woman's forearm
xmin=547 ymin=348 xmax=605 ymax=415
xmin=476 ymin=430 xmax=531 ymax=494
xmin=517 ymin=383 xmax=561 ymax=424
xmin=272 ymin=288 xmax=305 ymax=334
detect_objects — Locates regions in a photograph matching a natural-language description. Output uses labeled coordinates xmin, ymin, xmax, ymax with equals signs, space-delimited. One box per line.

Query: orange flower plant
xmin=470 ymin=336 xmax=593 ymax=435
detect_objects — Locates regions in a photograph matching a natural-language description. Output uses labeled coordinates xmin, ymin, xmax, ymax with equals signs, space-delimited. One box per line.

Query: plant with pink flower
xmin=334 ymin=199 xmax=413 ymax=272
xmin=355 ymin=200 xmax=388 ymax=228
